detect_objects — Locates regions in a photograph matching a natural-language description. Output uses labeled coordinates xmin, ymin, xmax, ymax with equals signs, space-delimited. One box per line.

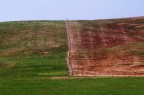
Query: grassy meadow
xmin=0 ymin=20 xmax=144 ymax=95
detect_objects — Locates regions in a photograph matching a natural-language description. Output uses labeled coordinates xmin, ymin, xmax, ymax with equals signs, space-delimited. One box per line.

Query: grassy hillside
xmin=0 ymin=20 xmax=68 ymax=79
xmin=0 ymin=20 xmax=67 ymax=56
xmin=0 ymin=17 xmax=144 ymax=95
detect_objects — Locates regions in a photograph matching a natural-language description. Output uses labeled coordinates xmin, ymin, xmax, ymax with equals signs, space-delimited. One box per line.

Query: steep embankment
xmin=67 ymin=17 xmax=144 ymax=76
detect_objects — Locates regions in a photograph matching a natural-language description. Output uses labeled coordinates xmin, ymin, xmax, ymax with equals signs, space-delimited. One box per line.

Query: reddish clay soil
xmin=66 ymin=17 xmax=144 ymax=76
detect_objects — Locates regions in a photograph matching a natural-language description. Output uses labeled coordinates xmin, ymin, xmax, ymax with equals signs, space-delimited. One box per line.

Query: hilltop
xmin=0 ymin=17 xmax=143 ymax=57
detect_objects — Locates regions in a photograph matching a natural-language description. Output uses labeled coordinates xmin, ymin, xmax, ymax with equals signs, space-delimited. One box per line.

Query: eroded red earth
xmin=66 ymin=17 xmax=144 ymax=76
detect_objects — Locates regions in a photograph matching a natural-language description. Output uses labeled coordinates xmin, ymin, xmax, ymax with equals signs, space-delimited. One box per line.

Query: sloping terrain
xmin=0 ymin=20 xmax=68 ymax=79
xmin=0 ymin=17 xmax=144 ymax=95
xmin=0 ymin=21 xmax=67 ymax=56
xmin=67 ymin=17 xmax=144 ymax=76
xmin=0 ymin=17 xmax=144 ymax=77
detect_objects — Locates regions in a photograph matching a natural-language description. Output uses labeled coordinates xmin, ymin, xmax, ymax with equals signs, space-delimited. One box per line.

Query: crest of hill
xmin=0 ymin=16 xmax=144 ymax=57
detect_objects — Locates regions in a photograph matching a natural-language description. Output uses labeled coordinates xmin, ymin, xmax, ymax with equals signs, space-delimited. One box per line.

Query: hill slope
xmin=0 ymin=20 xmax=68 ymax=79
xmin=67 ymin=17 xmax=144 ymax=76
xmin=0 ymin=20 xmax=67 ymax=56
xmin=0 ymin=17 xmax=144 ymax=95
xmin=0 ymin=17 xmax=144 ymax=77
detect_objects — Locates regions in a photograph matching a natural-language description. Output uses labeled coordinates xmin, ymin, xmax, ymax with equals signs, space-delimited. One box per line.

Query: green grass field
xmin=0 ymin=20 xmax=144 ymax=95
xmin=1 ymin=77 xmax=144 ymax=95
xmin=1 ymin=50 xmax=144 ymax=95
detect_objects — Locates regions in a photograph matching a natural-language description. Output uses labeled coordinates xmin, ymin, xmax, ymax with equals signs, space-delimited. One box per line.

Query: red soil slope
xmin=66 ymin=17 xmax=144 ymax=76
